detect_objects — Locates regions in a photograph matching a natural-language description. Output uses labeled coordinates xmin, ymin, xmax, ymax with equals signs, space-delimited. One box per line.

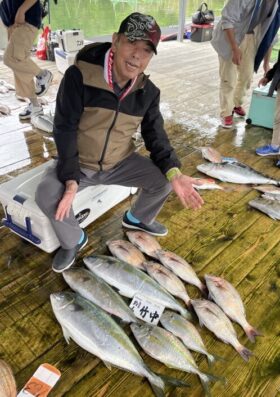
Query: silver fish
xmin=197 ymin=162 xmax=279 ymax=185
xmin=131 ymin=323 xmax=220 ymax=396
xmin=31 ymin=113 xmax=54 ymax=133
xmin=192 ymin=299 xmax=252 ymax=361
xmin=160 ymin=310 xmax=215 ymax=365
xmin=0 ymin=79 xmax=15 ymax=90
xmin=106 ymin=239 xmax=146 ymax=270
xmin=63 ymin=267 xmax=137 ymax=323
xmin=156 ymin=250 xmax=206 ymax=293
xmin=144 ymin=261 xmax=192 ymax=308
xmin=126 ymin=231 xmax=161 ymax=259
xmin=200 ymin=147 xmax=223 ymax=163
xmin=192 ymin=178 xmax=223 ymax=190
xmin=0 ymin=104 xmax=11 ymax=115
xmin=84 ymin=255 xmax=190 ymax=318
xmin=50 ymin=291 xmax=166 ymax=396
xmin=249 ymin=196 xmax=280 ymax=220
xmin=254 ymin=185 xmax=280 ymax=197
xmin=205 ymin=275 xmax=261 ymax=342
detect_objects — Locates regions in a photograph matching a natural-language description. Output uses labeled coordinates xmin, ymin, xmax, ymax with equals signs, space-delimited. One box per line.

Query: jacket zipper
xmin=98 ymin=97 xmax=121 ymax=171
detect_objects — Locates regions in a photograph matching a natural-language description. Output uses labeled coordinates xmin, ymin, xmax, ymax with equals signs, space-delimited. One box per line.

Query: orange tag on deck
xmin=17 ymin=363 xmax=61 ymax=397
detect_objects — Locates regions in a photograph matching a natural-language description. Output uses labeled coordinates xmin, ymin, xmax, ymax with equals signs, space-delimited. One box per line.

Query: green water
xmin=47 ymin=0 xmax=225 ymax=38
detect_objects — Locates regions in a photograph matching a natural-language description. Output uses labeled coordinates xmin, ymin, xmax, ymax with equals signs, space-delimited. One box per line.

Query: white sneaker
xmin=19 ymin=103 xmax=43 ymax=120
xmin=35 ymin=70 xmax=53 ymax=96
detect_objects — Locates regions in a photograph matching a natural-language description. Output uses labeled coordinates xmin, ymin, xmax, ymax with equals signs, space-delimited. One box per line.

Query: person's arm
xmin=14 ymin=0 xmax=37 ymax=24
xmin=263 ymin=45 xmax=273 ymax=74
xmin=53 ymin=65 xmax=84 ymax=221
xmin=141 ymin=87 xmax=204 ymax=210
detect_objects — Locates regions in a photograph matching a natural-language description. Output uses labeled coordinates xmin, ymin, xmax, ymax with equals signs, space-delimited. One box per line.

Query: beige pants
xmin=219 ymin=34 xmax=256 ymax=117
xmin=272 ymin=90 xmax=280 ymax=146
xmin=3 ymin=23 xmax=41 ymax=98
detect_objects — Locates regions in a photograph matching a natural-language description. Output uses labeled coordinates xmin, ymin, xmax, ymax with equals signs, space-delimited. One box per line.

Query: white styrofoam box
xmin=0 ymin=160 xmax=135 ymax=253
xmin=54 ymin=47 xmax=77 ymax=74
xmin=56 ymin=29 xmax=84 ymax=52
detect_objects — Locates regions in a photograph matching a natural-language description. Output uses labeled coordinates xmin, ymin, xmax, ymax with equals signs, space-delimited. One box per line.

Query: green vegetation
xmin=47 ymin=0 xmax=225 ymax=38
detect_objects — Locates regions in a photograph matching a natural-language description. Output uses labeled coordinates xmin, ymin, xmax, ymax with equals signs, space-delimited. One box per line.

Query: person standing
xmin=35 ymin=12 xmax=204 ymax=273
xmin=0 ymin=0 xmax=53 ymax=120
xmin=211 ymin=0 xmax=279 ymax=129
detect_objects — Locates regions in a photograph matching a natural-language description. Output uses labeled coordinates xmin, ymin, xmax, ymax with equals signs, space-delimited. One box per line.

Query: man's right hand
xmin=258 ymin=77 xmax=269 ymax=87
xmin=232 ymin=47 xmax=242 ymax=65
xmin=55 ymin=180 xmax=78 ymax=222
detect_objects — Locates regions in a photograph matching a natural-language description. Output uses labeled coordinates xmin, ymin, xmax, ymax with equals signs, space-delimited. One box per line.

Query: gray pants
xmin=35 ymin=153 xmax=172 ymax=249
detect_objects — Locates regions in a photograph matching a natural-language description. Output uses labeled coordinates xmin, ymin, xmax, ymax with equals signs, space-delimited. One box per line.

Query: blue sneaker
xmin=122 ymin=211 xmax=168 ymax=237
xmin=256 ymin=145 xmax=280 ymax=156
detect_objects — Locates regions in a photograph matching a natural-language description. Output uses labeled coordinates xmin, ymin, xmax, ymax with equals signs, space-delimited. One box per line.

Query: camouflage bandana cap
xmin=118 ymin=12 xmax=161 ymax=54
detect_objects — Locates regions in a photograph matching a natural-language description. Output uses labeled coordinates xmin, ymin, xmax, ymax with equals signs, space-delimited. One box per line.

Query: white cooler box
xmin=54 ymin=47 xmax=77 ymax=74
xmin=57 ymin=29 xmax=84 ymax=52
xmin=0 ymin=160 xmax=135 ymax=253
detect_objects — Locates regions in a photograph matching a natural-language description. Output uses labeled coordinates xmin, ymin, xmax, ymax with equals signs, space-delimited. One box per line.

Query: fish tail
xmin=236 ymin=344 xmax=253 ymax=361
xmin=180 ymin=307 xmax=193 ymax=321
xmin=207 ymin=353 xmax=227 ymax=367
xmin=146 ymin=371 xmax=165 ymax=397
xmin=200 ymin=283 xmax=208 ymax=298
xmin=200 ymin=372 xmax=227 ymax=396
xmin=244 ymin=325 xmax=262 ymax=343
xmin=155 ymin=372 xmax=191 ymax=388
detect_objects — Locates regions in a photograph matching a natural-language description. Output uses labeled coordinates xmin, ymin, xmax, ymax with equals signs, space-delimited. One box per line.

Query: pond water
xmin=47 ymin=0 xmax=225 ymax=38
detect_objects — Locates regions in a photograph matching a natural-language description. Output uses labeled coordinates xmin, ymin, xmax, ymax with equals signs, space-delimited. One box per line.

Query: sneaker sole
xmin=36 ymin=73 xmax=53 ymax=97
xmin=122 ymin=221 xmax=168 ymax=237
xmin=79 ymin=235 xmax=88 ymax=251
xmin=19 ymin=114 xmax=31 ymax=120
xmin=256 ymin=152 xmax=280 ymax=157
xmin=52 ymin=256 xmax=76 ymax=273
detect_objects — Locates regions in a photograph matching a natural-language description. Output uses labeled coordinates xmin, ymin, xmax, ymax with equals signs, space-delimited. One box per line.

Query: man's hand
xmin=171 ymin=174 xmax=204 ymax=210
xmin=55 ymin=180 xmax=78 ymax=222
xmin=232 ymin=47 xmax=242 ymax=65
xmin=14 ymin=7 xmax=26 ymax=24
xmin=258 ymin=77 xmax=269 ymax=87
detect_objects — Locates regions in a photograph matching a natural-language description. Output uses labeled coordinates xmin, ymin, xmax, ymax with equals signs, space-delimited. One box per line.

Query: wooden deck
xmin=0 ymin=39 xmax=280 ymax=397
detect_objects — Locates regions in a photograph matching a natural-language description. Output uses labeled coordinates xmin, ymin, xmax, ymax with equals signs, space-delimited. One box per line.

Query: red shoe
xmin=233 ymin=106 xmax=246 ymax=117
xmin=221 ymin=115 xmax=233 ymax=129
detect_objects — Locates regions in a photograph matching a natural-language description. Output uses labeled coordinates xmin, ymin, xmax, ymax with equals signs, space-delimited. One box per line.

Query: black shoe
xmin=52 ymin=231 xmax=88 ymax=273
xmin=122 ymin=212 xmax=168 ymax=237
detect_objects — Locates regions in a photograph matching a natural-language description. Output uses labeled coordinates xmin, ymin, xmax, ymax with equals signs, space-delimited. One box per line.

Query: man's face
xmin=111 ymin=33 xmax=154 ymax=85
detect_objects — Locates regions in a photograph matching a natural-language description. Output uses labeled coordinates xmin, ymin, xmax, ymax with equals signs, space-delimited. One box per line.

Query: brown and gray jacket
xmin=53 ymin=42 xmax=180 ymax=183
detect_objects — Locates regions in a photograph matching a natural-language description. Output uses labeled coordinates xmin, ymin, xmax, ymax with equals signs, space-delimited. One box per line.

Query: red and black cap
xmin=118 ymin=12 xmax=161 ymax=54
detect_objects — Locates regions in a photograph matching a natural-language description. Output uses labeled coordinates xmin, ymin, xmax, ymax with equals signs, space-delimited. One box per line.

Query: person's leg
xmin=35 ymin=163 xmax=87 ymax=250
xmin=3 ymin=23 xmax=52 ymax=105
xmin=99 ymin=152 xmax=172 ymax=225
xmin=219 ymin=55 xmax=237 ymax=127
xmin=234 ymin=34 xmax=255 ymax=112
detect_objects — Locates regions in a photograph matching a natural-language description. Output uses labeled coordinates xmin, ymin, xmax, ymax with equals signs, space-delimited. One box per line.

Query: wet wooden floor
xmin=0 ymin=39 xmax=280 ymax=397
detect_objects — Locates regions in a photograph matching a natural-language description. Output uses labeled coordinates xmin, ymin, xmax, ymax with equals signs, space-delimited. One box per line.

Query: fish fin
xmin=117 ymin=289 xmax=132 ymax=298
xmin=236 ymin=345 xmax=253 ymax=361
xmin=103 ymin=360 xmax=112 ymax=370
xmin=155 ymin=373 xmax=191 ymax=388
xmin=180 ymin=307 xmax=194 ymax=321
xmin=61 ymin=326 xmax=71 ymax=344
xmin=244 ymin=325 xmax=263 ymax=343
xmin=207 ymin=353 xmax=227 ymax=367
xmin=149 ymin=384 xmax=165 ymax=397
